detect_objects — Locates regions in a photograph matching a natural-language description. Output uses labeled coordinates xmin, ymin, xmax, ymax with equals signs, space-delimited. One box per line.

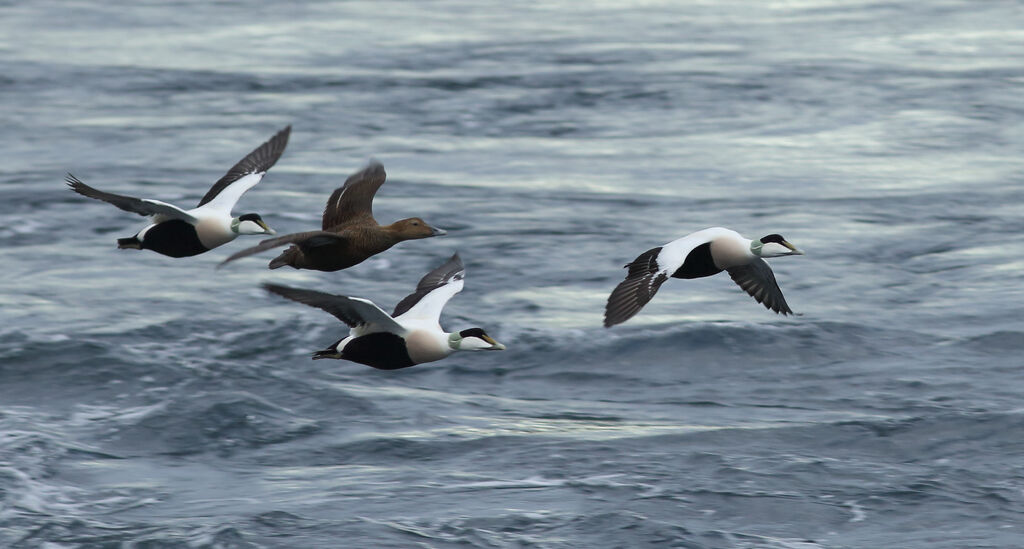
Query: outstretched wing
xmin=264 ymin=283 xmax=405 ymax=333
xmin=65 ymin=174 xmax=197 ymax=223
xmin=727 ymin=258 xmax=794 ymax=315
xmin=392 ymin=253 xmax=465 ymax=320
xmin=321 ymin=161 xmax=386 ymax=229
xmin=217 ymin=230 xmax=347 ymax=267
xmin=196 ymin=125 xmax=291 ymax=211
xmin=603 ymin=246 xmax=670 ymax=328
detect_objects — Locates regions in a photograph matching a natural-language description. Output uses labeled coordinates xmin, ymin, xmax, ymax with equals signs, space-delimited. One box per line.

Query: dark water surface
xmin=2 ymin=1 xmax=1023 ymax=547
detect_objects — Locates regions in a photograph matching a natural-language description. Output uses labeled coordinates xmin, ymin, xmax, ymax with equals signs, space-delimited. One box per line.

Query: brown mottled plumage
xmin=219 ymin=161 xmax=444 ymax=271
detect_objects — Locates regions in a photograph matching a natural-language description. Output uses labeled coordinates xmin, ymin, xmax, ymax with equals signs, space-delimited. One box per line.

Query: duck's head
xmin=391 ymin=217 xmax=446 ymax=239
xmin=751 ymin=233 xmax=803 ymax=258
xmin=232 ymin=213 xmax=276 ymax=235
xmin=449 ymin=328 xmax=506 ymax=351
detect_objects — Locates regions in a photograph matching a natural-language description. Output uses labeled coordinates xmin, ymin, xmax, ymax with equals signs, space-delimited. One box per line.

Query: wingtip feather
xmin=262 ymin=282 xmax=287 ymax=295
xmin=64 ymin=173 xmax=87 ymax=191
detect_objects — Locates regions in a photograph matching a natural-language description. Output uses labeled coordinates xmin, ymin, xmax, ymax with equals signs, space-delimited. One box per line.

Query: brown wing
xmin=322 ymin=161 xmax=386 ymax=229
xmin=603 ymin=247 xmax=669 ymax=328
xmin=217 ymin=230 xmax=347 ymax=268
xmin=727 ymin=258 xmax=794 ymax=315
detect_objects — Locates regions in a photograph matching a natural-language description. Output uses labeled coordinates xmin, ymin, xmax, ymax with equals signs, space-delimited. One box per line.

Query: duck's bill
xmin=257 ymin=220 xmax=276 ymax=235
xmin=782 ymin=240 xmax=804 ymax=255
xmin=482 ymin=335 xmax=506 ymax=350
xmin=429 ymin=225 xmax=447 ymax=237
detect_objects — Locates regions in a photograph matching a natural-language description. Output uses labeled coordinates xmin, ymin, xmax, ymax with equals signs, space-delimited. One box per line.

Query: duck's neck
xmin=446 ymin=332 xmax=463 ymax=351
xmin=747 ymin=238 xmax=764 ymax=257
xmin=379 ymin=223 xmax=418 ymax=244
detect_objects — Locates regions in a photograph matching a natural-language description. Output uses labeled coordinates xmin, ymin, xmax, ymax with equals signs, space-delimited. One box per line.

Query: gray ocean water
xmin=2 ymin=1 xmax=1023 ymax=547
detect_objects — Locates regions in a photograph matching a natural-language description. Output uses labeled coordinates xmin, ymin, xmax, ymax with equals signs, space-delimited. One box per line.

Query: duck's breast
xmin=194 ymin=215 xmax=235 ymax=249
xmin=709 ymin=234 xmax=751 ymax=269
xmin=404 ymin=329 xmax=451 ymax=365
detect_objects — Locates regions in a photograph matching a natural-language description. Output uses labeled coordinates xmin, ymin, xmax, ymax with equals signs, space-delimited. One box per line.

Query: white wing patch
xmin=143 ymin=199 xmax=199 ymax=224
xmin=346 ymin=297 xmax=408 ymax=335
xmin=394 ymin=276 xmax=464 ymax=324
xmin=199 ymin=172 xmax=265 ymax=213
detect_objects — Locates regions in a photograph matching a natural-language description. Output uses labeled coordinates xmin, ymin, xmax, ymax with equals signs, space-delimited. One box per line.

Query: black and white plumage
xmin=604 ymin=227 xmax=803 ymax=328
xmin=264 ymin=253 xmax=505 ymax=370
xmin=66 ymin=126 xmax=290 ymax=258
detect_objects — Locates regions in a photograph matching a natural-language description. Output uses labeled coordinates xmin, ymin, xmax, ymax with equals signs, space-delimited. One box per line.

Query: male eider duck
xmin=604 ymin=227 xmax=804 ymax=327
xmin=218 ymin=161 xmax=444 ymax=271
xmin=66 ymin=126 xmax=289 ymax=258
xmin=264 ymin=253 xmax=505 ymax=370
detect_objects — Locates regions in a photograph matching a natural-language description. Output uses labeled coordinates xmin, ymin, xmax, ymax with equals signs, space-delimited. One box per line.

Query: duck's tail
xmin=268 ymin=246 xmax=299 ymax=269
xmin=117 ymin=236 xmax=142 ymax=250
xmin=312 ymin=349 xmax=342 ymax=360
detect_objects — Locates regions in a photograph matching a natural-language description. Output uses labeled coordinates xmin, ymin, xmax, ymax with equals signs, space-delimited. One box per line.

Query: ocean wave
xmin=358 ymin=508 xmax=699 ymax=549
xmin=488 ymin=320 xmax=940 ymax=380
xmin=956 ymin=331 xmax=1024 ymax=353
xmin=100 ymin=391 xmax=322 ymax=457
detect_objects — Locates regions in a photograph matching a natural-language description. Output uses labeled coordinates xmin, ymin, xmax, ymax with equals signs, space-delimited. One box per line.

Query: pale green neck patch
xmin=750 ymin=240 xmax=763 ymax=256
xmin=448 ymin=332 xmax=461 ymax=350
xmin=230 ymin=218 xmax=240 ymax=234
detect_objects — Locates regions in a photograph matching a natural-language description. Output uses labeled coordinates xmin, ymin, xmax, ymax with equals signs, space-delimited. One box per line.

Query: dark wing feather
xmin=264 ymin=283 xmax=404 ymax=332
xmin=65 ymin=174 xmax=196 ymax=222
xmin=392 ymin=253 xmax=465 ymax=317
xmin=217 ymin=230 xmax=347 ymax=267
xmin=727 ymin=258 xmax=794 ymax=315
xmin=604 ymin=247 xmax=668 ymax=328
xmin=322 ymin=161 xmax=386 ymax=229
xmin=263 ymin=284 xmax=365 ymax=328
xmin=197 ymin=125 xmax=291 ymax=207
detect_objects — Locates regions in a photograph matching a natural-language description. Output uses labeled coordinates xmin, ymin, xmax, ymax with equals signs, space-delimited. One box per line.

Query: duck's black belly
xmin=142 ymin=220 xmax=210 ymax=258
xmin=342 ymin=332 xmax=416 ymax=370
xmin=671 ymin=242 xmax=722 ymax=279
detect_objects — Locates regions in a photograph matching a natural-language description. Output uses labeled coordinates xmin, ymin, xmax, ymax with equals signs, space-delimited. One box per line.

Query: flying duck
xmin=604 ymin=227 xmax=804 ymax=328
xmin=218 ymin=161 xmax=445 ymax=271
xmin=264 ymin=253 xmax=505 ymax=370
xmin=66 ymin=126 xmax=290 ymax=258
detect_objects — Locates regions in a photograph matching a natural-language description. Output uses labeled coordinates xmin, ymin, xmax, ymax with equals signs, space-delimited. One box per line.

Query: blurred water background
xmin=1 ymin=1 xmax=1023 ymax=547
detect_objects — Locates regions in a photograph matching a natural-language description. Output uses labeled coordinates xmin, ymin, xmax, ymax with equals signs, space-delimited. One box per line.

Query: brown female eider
xmin=219 ymin=161 xmax=444 ymax=271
